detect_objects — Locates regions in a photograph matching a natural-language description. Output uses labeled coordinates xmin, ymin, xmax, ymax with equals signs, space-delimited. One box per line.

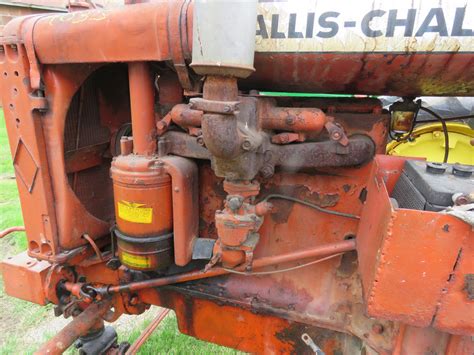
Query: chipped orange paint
xmin=0 ymin=1 xmax=472 ymax=353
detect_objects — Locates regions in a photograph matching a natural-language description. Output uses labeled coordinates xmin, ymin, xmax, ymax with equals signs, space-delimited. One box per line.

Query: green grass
xmin=0 ymin=111 xmax=14 ymax=176
xmin=0 ymin=111 xmax=238 ymax=353
xmin=0 ymin=109 xmax=27 ymax=255
xmin=123 ymin=312 xmax=239 ymax=354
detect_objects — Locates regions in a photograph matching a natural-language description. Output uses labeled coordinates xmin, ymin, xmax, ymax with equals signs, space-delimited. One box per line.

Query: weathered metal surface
xmin=161 ymin=156 xmax=199 ymax=266
xmin=248 ymin=52 xmax=474 ymax=97
xmin=0 ymin=41 xmax=61 ymax=258
xmin=357 ymin=156 xmax=474 ymax=334
xmin=191 ymin=0 xmax=257 ymax=78
xmin=249 ymin=0 xmax=474 ymax=96
xmin=434 ymin=227 xmax=474 ymax=335
xmin=4 ymin=1 xmax=472 ymax=96
xmin=140 ymin=275 xmax=473 ymax=354
xmin=274 ymin=135 xmax=375 ymax=170
xmin=111 ymin=155 xmax=173 ymax=238
xmin=159 ymin=131 xmax=211 ymax=160
xmin=259 ymin=98 xmax=328 ymax=133
xmin=90 ymin=239 xmax=356 ymax=295
xmin=0 ymin=1 xmax=472 ymax=353
xmin=35 ymin=301 xmax=111 ymax=355
xmin=1 ymin=251 xmax=51 ymax=305
xmin=128 ymin=62 xmax=156 ymax=156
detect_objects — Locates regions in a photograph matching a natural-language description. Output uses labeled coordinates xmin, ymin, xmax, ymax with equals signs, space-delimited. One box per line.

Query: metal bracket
xmin=189 ymin=98 xmax=239 ymax=115
xmin=168 ymin=0 xmax=197 ymax=91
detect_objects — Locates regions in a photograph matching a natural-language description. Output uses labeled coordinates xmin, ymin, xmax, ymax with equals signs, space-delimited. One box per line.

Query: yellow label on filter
xmin=121 ymin=251 xmax=152 ymax=269
xmin=117 ymin=200 xmax=153 ymax=224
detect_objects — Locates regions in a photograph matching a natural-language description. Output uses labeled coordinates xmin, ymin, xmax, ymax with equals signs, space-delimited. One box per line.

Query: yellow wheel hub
xmin=387 ymin=122 xmax=473 ymax=165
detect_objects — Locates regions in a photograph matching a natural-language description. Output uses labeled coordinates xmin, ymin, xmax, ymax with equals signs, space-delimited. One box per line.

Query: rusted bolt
xmin=196 ymin=136 xmax=205 ymax=146
xmin=223 ymin=105 xmax=231 ymax=113
xmin=372 ymin=323 xmax=384 ymax=334
xmin=227 ymin=196 xmax=243 ymax=211
xmin=106 ymin=258 xmax=121 ymax=270
xmin=332 ymin=131 xmax=341 ymax=140
xmin=260 ymin=165 xmax=274 ymax=179
xmin=174 ymin=187 xmax=180 ymax=192
xmin=285 ymin=116 xmax=295 ymax=125
xmin=241 ymin=139 xmax=252 ymax=151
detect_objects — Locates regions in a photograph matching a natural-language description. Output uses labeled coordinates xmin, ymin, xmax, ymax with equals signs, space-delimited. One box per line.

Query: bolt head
xmin=227 ymin=196 xmax=243 ymax=211
xmin=261 ymin=165 xmax=274 ymax=178
xmin=106 ymin=258 xmax=121 ymax=270
xmin=372 ymin=323 xmax=384 ymax=334
xmin=242 ymin=140 xmax=252 ymax=151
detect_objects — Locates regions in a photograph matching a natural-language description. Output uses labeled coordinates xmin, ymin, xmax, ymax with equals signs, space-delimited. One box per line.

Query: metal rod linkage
xmin=126 ymin=309 xmax=171 ymax=355
xmin=35 ymin=300 xmax=111 ymax=355
xmin=103 ymin=239 xmax=356 ymax=294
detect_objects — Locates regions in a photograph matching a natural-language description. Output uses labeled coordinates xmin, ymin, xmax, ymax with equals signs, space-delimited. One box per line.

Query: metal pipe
xmin=0 ymin=226 xmax=25 ymax=238
xmin=171 ymin=104 xmax=203 ymax=129
xmin=104 ymin=239 xmax=356 ymax=294
xmin=35 ymin=301 xmax=111 ymax=355
xmin=161 ymin=131 xmax=211 ymax=160
xmin=128 ymin=62 xmax=157 ymax=156
xmin=168 ymin=100 xmax=332 ymax=134
xmin=200 ymin=76 xmax=243 ymax=160
xmin=260 ymin=101 xmax=328 ymax=133
xmin=161 ymin=156 xmax=199 ymax=266
xmin=126 ymin=309 xmax=170 ymax=354
xmin=275 ymin=135 xmax=375 ymax=170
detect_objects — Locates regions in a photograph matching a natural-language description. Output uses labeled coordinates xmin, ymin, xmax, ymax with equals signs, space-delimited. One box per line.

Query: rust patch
xmin=198 ymin=163 xmax=225 ymax=238
xmin=276 ymin=322 xmax=362 ymax=355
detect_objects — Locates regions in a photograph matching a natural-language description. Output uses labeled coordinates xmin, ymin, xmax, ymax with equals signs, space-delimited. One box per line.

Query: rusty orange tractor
xmin=0 ymin=0 xmax=473 ymax=354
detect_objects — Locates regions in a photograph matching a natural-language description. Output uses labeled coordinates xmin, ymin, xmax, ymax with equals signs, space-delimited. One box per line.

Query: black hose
xmin=261 ymin=194 xmax=360 ymax=220
xmin=419 ymin=114 xmax=474 ymax=123
xmin=419 ymin=106 xmax=450 ymax=163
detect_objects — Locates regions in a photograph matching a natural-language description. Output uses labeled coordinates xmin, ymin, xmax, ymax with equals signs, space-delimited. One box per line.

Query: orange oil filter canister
xmin=110 ymin=154 xmax=173 ymax=271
